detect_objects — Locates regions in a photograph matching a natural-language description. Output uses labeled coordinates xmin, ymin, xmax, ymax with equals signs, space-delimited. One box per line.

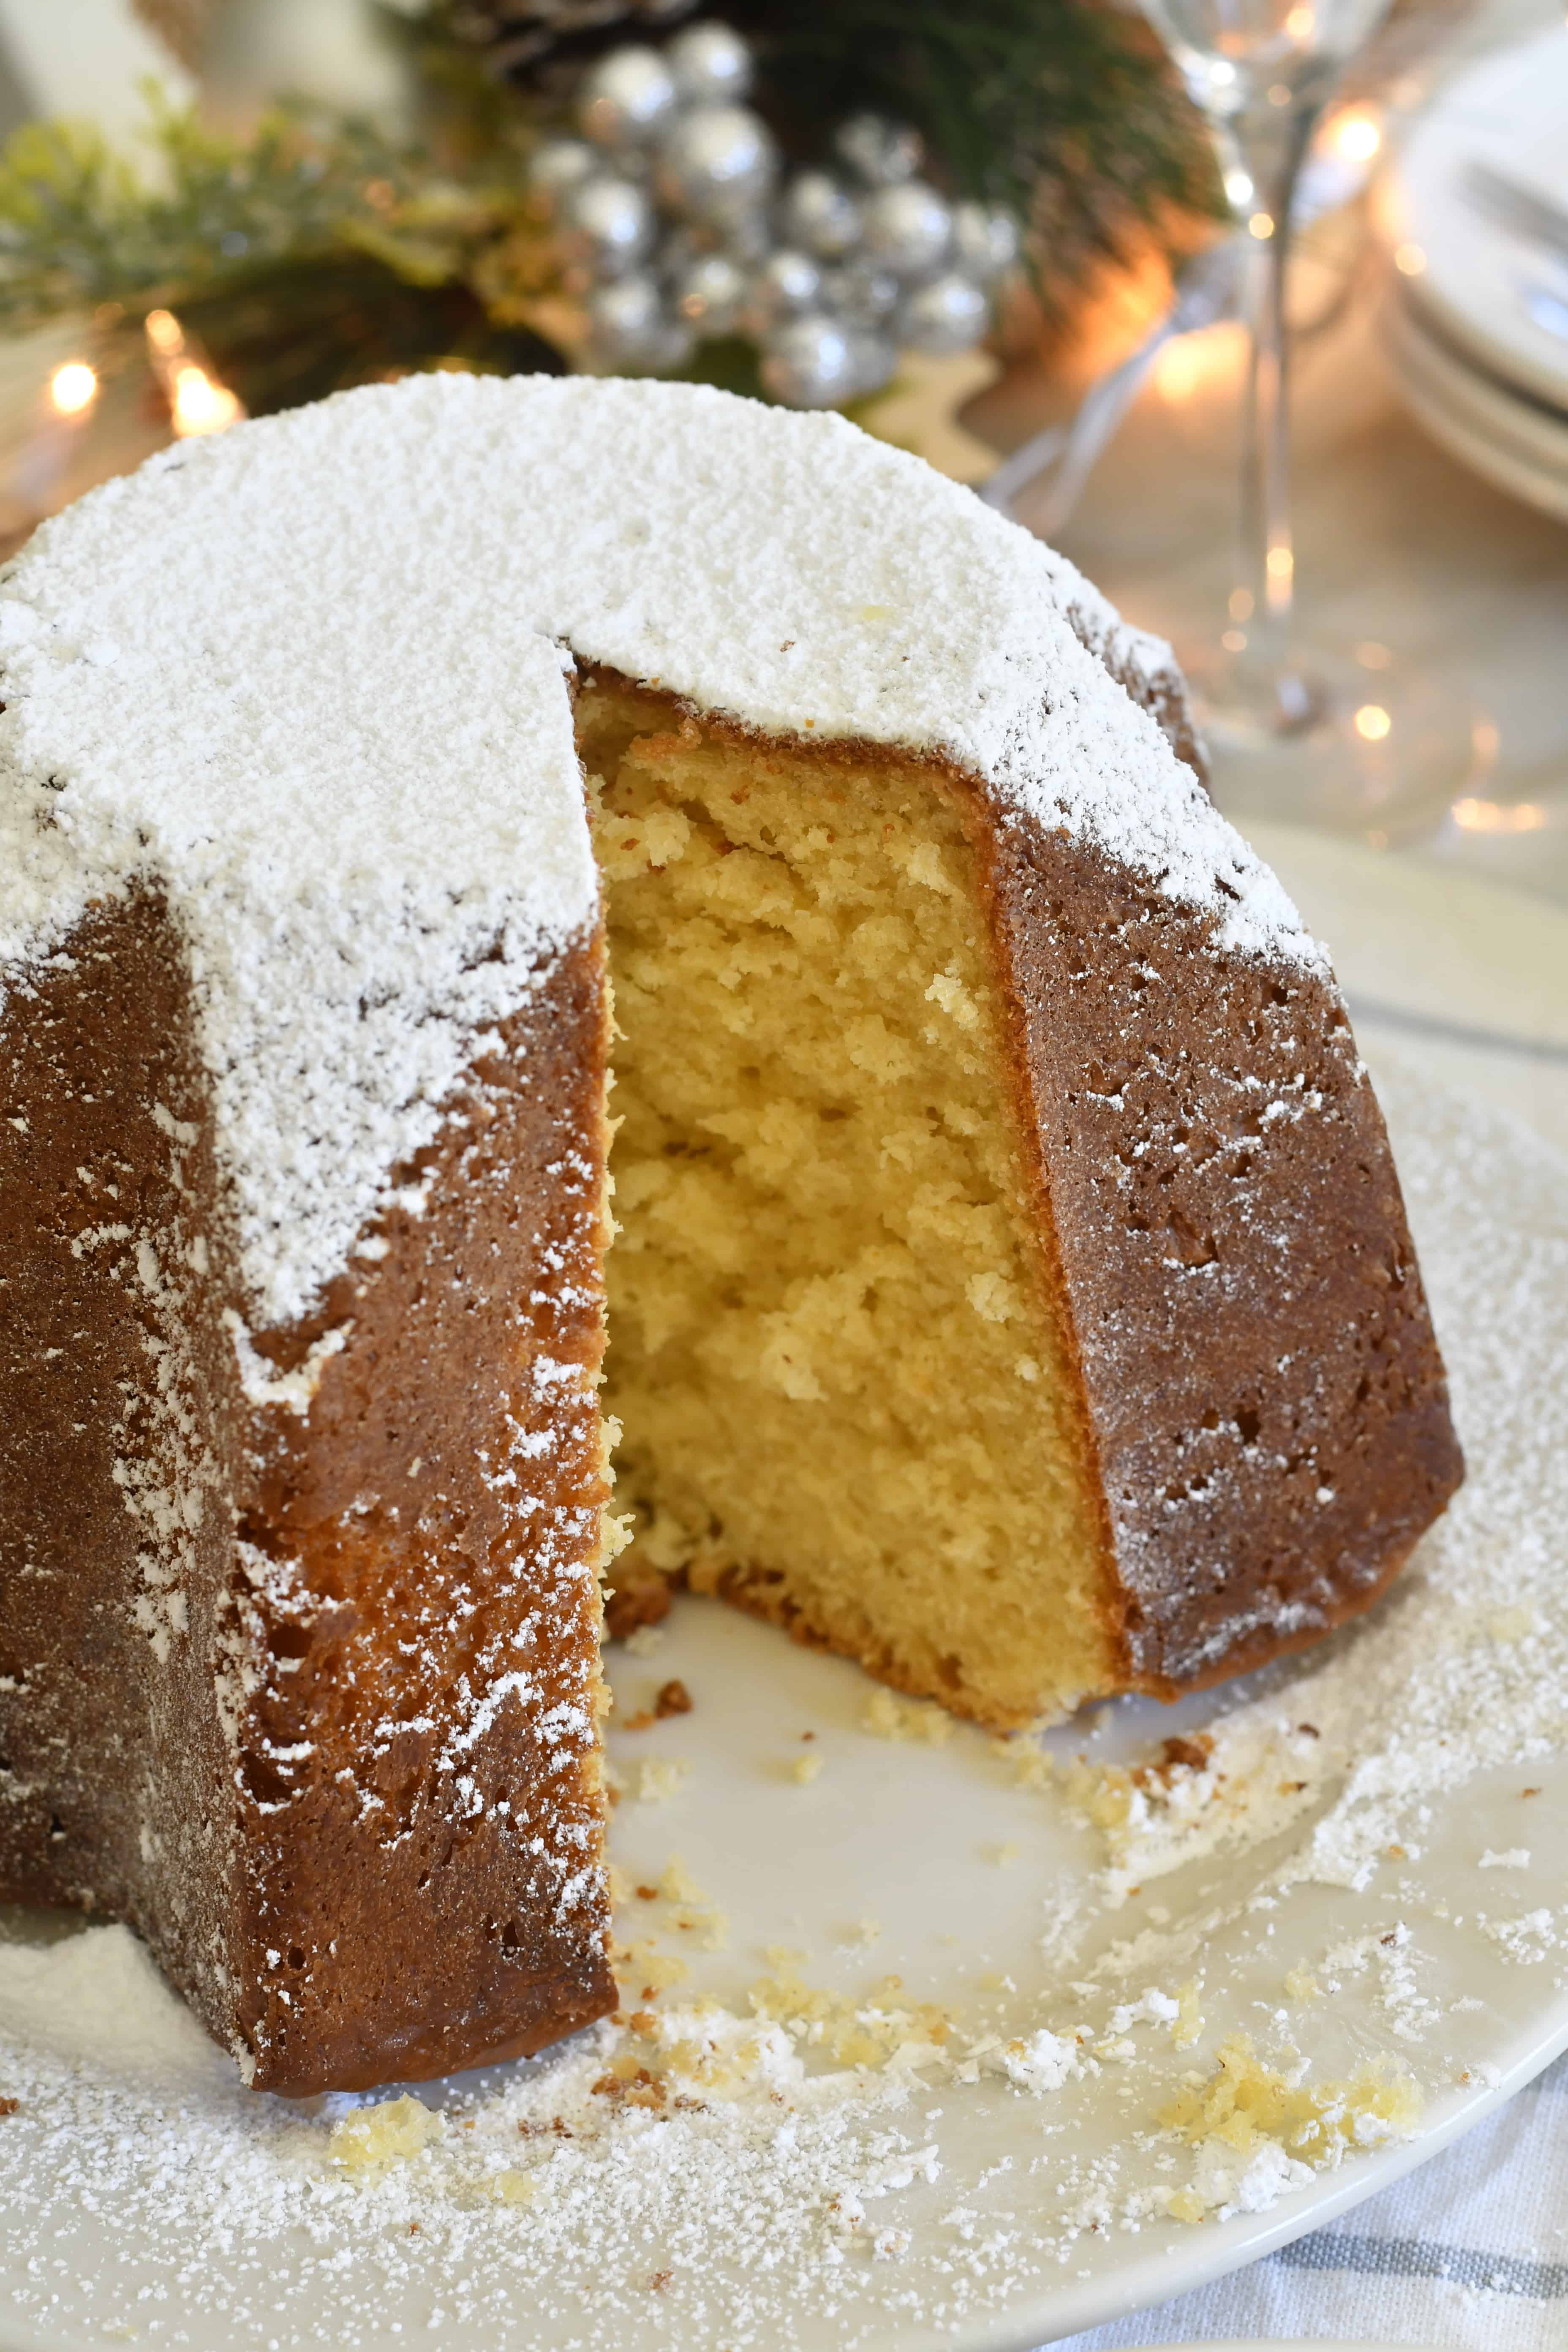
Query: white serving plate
xmin=1387 ymin=23 xmax=1568 ymax=414
xmin=1 ymin=846 xmax=1566 ymax=2352
xmin=1387 ymin=297 xmax=1568 ymax=522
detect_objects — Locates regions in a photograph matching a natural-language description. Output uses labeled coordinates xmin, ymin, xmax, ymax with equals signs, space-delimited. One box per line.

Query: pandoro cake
xmin=0 ymin=376 xmax=1461 ymax=2095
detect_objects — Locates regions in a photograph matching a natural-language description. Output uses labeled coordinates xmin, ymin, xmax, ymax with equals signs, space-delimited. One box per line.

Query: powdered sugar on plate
xmin=0 ymin=1045 xmax=1564 ymax=2352
xmin=0 ymin=376 xmax=1318 ymax=1328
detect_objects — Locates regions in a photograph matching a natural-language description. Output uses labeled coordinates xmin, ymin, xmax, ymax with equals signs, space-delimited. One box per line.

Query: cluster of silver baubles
xmin=527 ymin=22 xmax=1019 ymax=407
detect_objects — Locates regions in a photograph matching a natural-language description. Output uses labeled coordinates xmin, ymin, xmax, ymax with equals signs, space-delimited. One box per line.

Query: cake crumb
xmin=792 ymin=1752 xmax=824 ymax=1784
xmin=604 ymin=1566 xmax=673 ymax=1644
xmin=838 ymin=1918 xmax=882 ymax=1948
xmin=487 ymin=2167 xmax=535 ymax=2205
xmin=0 ymin=2097 xmax=16 ymax=2117
xmin=862 ymin=1690 xmax=954 ymax=1745
xmin=623 ymin=1680 xmax=692 ymax=1731
xmin=1172 ymin=1980 xmax=1205 ymax=2050
xmin=613 ymin=1939 xmax=688 ymax=1993
xmin=633 ymin=1758 xmax=689 ymax=1805
xmin=1158 ymin=2034 xmax=1421 ymax=2177
xmin=659 ymin=1857 xmax=704 ymax=1904
xmin=992 ymin=1738 xmax=1054 ymax=1790
xmin=624 ymin=1623 xmax=667 ymax=1658
xmin=328 ymin=2096 xmax=444 ymax=2178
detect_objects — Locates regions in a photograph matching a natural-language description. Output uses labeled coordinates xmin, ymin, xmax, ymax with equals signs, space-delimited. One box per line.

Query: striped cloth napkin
xmin=1052 ymin=2050 xmax=1568 ymax=2352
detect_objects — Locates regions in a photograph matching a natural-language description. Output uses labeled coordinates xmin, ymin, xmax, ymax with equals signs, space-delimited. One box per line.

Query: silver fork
xmin=1461 ymin=161 xmax=1568 ymax=345
xmin=1462 ymin=160 xmax=1568 ymax=267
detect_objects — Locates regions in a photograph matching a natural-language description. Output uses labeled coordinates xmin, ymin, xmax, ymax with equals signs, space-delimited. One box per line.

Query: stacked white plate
xmin=1382 ymin=23 xmax=1568 ymax=521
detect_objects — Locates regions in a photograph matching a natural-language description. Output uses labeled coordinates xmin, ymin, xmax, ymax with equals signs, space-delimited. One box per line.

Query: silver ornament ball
xmin=748 ymin=248 xmax=822 ymax=327
xmin=860 ymin=180 xmax=951 ymax=276
xmin=561 ymin=173 xmax=653 ymax=278
xmin=672 ymin=250 xmax=749 ymax=336
xmin=898 ymin=270 xmax=988 ymax=355
xmin=528 ymin=136 xmax=596 ymax=208
xmin=951 ymin=201 xmax=1020 ymax=284
xmin=586 ymin=273 xmax=693 ymax=371
xmin=720 ymin=207 xmax=772 ymax=264
xmin=844 ymin=329 xmax=897 ymax=398
xmin=780 ymin=170 xmax=861 ymax=260
xmin=578 ymin=44 xmax=677 ymax=150
xmin=656 ymin=103 xmax=777 ymax=223
xmin=667 ymin=20 xmax=752 ymax=105
xmin=818 ymin=260 xmax=903 ymax=329
xmin=760 ymin=312 xmax=861 ymax=408
xmin=833 ymin=113 xmax=923 ymax=188
xmin=819 ymin=258 xmax=900 ymax=325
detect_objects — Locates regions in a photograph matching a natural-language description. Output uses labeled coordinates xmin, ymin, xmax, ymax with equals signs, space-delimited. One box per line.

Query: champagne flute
xmin=1135 ymin=0 xmax=1479 ymax=834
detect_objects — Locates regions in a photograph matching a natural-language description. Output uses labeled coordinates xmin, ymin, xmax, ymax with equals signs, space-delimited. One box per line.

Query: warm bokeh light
xmin=1355 ymin=640 xmax=1392 ymax=670
xmin=172 ymin=363 xmax=245 ymax=438
xmin=1229 ymin=588 xmax=1253 ymax=622
xmin=1266 ymin=545 xmax=1294 ymax=580
xmin=1285 ymin=3 xmax=1316 ymax=39
xmin=144 ymin=309 xmax=245 ymax=438
xmin=1221 ymin=626 xmax=1247 ymax=653
xmin=1355 ymin=704 xmax=1392 ymax=742
xmin=1394 ymin=243 xmax=1426 ymax=276
xmin=1328 ymin=107 xmax=1381 ymax=164
xmin=1152 ymin=321 xmax=1245 ymax=405
xmin=50 ymin=361 xmax=98 ymax=416
xmin=1452 ymin=796 xmax=1546 ymax=833
xmin=1248 ymin=210 xmax=1275 ymax=238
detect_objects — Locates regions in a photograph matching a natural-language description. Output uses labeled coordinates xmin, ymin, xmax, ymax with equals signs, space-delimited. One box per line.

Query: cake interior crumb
xmin=580 ymin=681 xmax=1115 ymax=1732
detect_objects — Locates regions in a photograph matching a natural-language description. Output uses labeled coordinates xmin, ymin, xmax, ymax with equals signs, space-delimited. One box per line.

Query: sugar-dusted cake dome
xmin=0 ymin=377 xmax=1460 ymax=2095
xmin=0 ymin=373 xmax=1307 ymax=1328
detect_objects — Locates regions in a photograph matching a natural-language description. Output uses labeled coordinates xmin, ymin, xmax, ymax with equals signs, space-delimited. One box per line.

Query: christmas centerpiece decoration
xmin=0 ymin=0 xmax=1213 ymax=439
xmin=527 ymin=20 xmax=1018 ymax=403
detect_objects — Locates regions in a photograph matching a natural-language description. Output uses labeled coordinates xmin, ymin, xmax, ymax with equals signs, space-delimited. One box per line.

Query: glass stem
xmin=1212 ymin=101 xmax=1323 ymax=714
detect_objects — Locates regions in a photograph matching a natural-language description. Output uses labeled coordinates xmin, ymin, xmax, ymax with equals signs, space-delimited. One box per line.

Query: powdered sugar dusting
xmin=0 ymin=1051 xmax=1562 ymax=2350
xmin=0 ymin=375 xmax=1316 ymax=1326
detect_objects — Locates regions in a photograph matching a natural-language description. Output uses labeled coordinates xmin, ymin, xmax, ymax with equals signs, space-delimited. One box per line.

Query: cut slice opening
xmin=577 ymin=672 xmax=1119 ymax=1731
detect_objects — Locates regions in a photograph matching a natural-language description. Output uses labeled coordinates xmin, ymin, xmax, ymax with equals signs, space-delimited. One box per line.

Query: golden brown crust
xmin=0 ymin=893 xmax=617 ymax=2095
xmin=978 ymin=810 xmax=1463 ymax=1691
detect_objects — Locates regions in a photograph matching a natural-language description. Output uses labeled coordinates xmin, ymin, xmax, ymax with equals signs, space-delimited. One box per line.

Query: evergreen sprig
xmin=730 ymin=0 xmax=1217 ymax=294
xmin=0 ymin=90 xmax=420 ymax=329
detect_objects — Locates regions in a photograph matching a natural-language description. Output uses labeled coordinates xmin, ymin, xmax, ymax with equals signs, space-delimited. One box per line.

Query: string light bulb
xmin=171 ymin=364 xmax=244 ymax=437
xmin=1451 ymin=797 xmax=1546 ymax=834
xmin=143 ymin=309 xmax=245 ymax=438
xmin=49 ymin=361 xmax=98 ymax=416
xmin=1328 ymin=107 xmax=1380 ymax=164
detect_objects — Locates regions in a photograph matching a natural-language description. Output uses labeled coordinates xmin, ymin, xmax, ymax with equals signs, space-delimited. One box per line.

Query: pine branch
xmin=729 ymin=0 xmax=1219 ymax=290
xmin=0 ymin=90 xmax=419 ymax=329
